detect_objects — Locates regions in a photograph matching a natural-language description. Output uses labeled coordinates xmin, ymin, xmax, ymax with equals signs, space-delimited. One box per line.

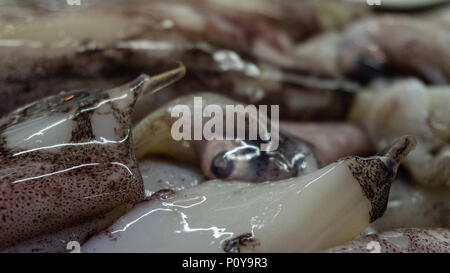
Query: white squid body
xmin=82 ymin=136 xmax=415 ymax=253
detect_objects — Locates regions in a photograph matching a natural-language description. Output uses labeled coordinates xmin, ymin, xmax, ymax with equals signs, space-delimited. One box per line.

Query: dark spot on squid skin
xmin=146 ymin=189 xmax=176 ymax=202
xmin=105 ymin=229 xmax=120 ymax=242
xmin=87 ymin=226 xmax=122 ymax=244
xmin=223 ymin=233 xmax=260 ymax=253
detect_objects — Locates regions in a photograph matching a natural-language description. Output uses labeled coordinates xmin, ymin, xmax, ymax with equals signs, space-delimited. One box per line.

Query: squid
xmin=2 ymin=157 xmax=203 ymax=253
xmin=339 ymin=15 xmax=450 ymax=84
xmin=349 ymin=78 xmax=450 ymax=187
xmin=81 ymin=136 xmax=415 ymax=252
xmin=0 ymin=0 xmax=443 ymax=254
xmin=325 ymin=228 xmax=450 ymax=253
xmin=296 ymin=14 xmax=450 ymax=84
xmin=0 ymin=63 xmax=186 ymax=249
xmin=0 ymin=68 xmax=373 ymax=252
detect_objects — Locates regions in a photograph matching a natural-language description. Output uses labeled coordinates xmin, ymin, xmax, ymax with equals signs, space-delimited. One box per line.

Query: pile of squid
xmin=0 ymin=0 xmax=449 ymax=253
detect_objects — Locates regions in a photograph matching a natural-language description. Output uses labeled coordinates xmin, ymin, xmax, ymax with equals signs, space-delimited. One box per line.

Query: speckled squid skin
xmin=347 ymin=135 xmax=416 ymax=223
xmin=325 ymin=228 xmax=450 ymax=253
xmin=0 ymin=64 xmax=185 ymax=249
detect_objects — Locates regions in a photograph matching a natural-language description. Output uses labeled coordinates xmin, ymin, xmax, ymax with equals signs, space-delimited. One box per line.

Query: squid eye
xmin=210 ymin=151 xmax=235 ymax=179
xmin=200 ymin=135 xmax=319 ymax=182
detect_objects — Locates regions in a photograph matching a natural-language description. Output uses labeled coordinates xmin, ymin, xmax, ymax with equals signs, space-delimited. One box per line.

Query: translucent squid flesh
xmin=0 ymin=63 xmax=186 ymax=249
xmin=81 ymin=136 xmax=416 ymax=252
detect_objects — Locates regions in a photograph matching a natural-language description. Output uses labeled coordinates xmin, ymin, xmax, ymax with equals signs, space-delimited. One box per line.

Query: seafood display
xmin=0 ymin=0 xmax=449 ymax=254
